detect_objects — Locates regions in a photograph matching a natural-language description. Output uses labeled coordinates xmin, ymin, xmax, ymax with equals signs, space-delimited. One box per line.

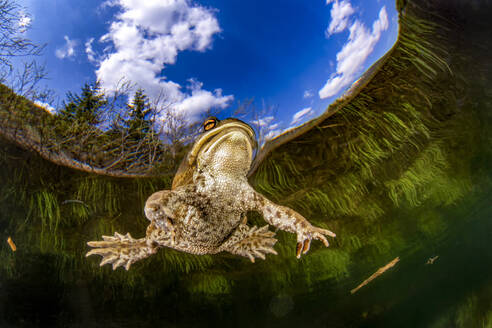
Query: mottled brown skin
xmin=86 ymin=118 xmax=335 ymax=270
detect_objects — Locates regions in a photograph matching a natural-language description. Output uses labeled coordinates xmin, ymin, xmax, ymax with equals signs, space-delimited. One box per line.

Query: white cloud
xmin=34 ymin=100 xmax=56 ymax=114
xmin=303 ymin=90 xmax=313 ymax=99
xmin=174 ymin=79 xmax=233 ymax=118
xmin=290 ymin=107 xmax=313 ymax=126
xmin=85 ymin=38 xmax=97 ymax=63
xmin=92 ymin=0 xmax=232 ymax=119
xmin=250 ymin=115 xmax=283 ymax=142
xmin=55 ymin=35 xmax=77 ymax=59
xmin=264 ymin=128 xmax=282 ymax=141
xmin=319 ymin=6 xmax=388 ymax=99
xmin=252 ymin=115 xmax=275 ymax=127
xmin=326 ymin=0 xmax=355 ymax=36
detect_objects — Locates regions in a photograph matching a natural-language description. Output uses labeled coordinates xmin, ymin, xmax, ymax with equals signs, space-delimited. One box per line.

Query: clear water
xmin=0 ymin=1 xmax=491 ymax=327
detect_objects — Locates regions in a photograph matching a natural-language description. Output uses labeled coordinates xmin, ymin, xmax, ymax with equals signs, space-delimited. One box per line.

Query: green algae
xmin=0 ymin=1 xmax=491 ymax=326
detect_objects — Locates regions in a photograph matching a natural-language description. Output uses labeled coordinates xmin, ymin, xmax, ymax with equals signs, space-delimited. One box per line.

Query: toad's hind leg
xmin=219 ymin=224 xmax=278 ymax=263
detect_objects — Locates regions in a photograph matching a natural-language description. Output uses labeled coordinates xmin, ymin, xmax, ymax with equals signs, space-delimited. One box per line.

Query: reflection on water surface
xmin=0 ymin=0 xmax=491 ymax=327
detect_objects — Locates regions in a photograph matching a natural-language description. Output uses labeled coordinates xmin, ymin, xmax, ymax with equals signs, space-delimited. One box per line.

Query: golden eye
xmin=203 ymin=117 xmax=218 ymax=131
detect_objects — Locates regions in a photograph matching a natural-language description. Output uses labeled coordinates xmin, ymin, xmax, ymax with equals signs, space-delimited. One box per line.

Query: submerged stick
xmin=351 ymin=257 xmax=400 ymax=294
xmin=426 ymin=255 xmax=439 ymax=265
xmin=7 ymin=236 xmax=16 ymax=252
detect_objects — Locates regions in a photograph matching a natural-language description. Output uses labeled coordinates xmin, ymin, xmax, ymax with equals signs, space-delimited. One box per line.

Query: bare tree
xmin=160 ymin=107 xmax=200 ymax=159
xmin=0 ymin=0 xmax=218 ymax=177
xmin=234 ymin=99 xmax=279 ymax=148
xmin=0 ymin=0 xmax=41 ymax=67
xmin=48 ymin=82 xmax=175 ymax=176
xmin=0 ymin=0 xmax=47 ymax=97
xmin=0 ymin=78 xmax=204 ymax=177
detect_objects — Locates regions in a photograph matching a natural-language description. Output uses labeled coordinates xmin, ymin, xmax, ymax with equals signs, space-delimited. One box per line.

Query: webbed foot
xmin=223 ymin=225 xmax=278 ymax=263
xmin=86 ymin=232 xmax=156 ymax=270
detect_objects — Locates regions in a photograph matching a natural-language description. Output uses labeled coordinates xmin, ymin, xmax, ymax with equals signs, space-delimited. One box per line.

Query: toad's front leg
xmin=86 ymin=220 xmax=173 ymax=270
xmin=249 ymin=191 xmax=336 ymax=258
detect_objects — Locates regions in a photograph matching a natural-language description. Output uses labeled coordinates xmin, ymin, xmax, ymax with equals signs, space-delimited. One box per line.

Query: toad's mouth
xmin=188 ymin=120 xmax=256 ymax=165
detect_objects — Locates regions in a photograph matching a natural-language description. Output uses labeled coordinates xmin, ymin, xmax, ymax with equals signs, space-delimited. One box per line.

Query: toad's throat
xmin=201 ymin=130 xmax=253 ymax=164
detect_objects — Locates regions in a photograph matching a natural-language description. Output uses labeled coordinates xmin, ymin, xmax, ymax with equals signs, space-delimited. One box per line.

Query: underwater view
xmin=1 ymin=0 xmax=491 ymax=327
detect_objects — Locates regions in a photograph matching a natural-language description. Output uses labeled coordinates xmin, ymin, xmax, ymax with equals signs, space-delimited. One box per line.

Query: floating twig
xmin=351 ymin=257 xmax=400 ymax=294
xmin=426 ymin=255 xmax=439 ymax=265
xmin=7 ymin=236 xmax=16 ymax=252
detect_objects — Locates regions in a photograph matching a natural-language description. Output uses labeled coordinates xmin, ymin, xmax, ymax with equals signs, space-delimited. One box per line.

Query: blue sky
xmin=18 ymin=0 xmax=398 ymax=139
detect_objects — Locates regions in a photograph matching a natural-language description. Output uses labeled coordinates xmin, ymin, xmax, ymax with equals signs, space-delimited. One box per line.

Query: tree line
xmin=0 ymin=0 xmax=271 ymax=177
xmin=47 ymin=81 xmax=201 ymax=176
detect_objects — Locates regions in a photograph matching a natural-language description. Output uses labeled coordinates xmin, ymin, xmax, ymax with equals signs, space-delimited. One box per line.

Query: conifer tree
xmin=58 ymin=81 xmax=107 ymax=127
xmin=126 ymin=89 xmax=152 ymax=138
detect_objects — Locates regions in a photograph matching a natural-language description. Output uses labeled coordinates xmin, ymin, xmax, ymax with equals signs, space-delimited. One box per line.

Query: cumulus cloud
xmin=290 ymin=107 xmax=313 ymax=126
xmin=174 ymin=79 xmax=233 ymax=118
xmin=326 ymin=0 xmax=354 ymax=36
xmin=319 ymin=6 xmax=388 ymax=99
xmin=55 ymin=35 xmax=77 ymax=59
xmin=91 ymin=0 xmax=232 ymax=119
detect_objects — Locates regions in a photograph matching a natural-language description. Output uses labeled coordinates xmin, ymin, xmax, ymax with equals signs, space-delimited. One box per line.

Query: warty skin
xmin=86 ymin=118 xmax=335 ymax=270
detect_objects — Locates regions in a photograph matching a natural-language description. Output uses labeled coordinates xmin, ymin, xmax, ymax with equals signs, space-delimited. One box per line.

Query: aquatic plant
xmin=0 ymin=2 xmax=490 ymax=324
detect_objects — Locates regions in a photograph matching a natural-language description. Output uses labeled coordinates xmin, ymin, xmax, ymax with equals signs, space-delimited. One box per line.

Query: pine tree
xmin=126 ymin=89 xmax=152 ymax=139
xmin=58 ymin=81 xmax=107 ymax=126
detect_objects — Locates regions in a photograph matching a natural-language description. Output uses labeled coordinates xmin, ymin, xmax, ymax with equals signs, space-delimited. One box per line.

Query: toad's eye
xmin=203 ymin=117 xmax=218 ymax=131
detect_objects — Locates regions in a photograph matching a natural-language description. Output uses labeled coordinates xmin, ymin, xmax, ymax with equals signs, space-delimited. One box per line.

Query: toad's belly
xmin=174 ymin=213 xmax=240 ymax=252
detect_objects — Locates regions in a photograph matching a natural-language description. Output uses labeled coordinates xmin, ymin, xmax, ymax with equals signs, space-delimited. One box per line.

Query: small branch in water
xmin=426 ymin=255 xmax=439 ymax=265
xmin=351 ymin=257 xmax=400 ymax=294
xmin=7 ymin=236 xmax=16 ymax=252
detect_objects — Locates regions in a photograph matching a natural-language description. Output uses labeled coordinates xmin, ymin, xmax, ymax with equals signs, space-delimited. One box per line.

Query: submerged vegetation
xmin=253 ymin=1 xmax=491 ymax=272
xmin=0 ymin=0 xmax=491 ymax=326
